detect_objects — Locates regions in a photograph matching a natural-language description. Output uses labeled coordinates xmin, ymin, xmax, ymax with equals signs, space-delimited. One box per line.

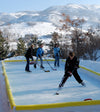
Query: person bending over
xmin=59 ymin=51 xmax=85 ymax=89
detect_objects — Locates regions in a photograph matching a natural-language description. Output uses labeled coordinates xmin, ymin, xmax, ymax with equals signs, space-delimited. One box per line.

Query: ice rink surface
xmin=4 ymin=61 xmax=100 ymax=105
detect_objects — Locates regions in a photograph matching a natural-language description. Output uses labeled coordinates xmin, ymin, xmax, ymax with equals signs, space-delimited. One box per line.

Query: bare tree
xmin=59 ymin=14 xmax=85 ymax=59
xmin=84 ymin=28 xmax=100 ymax=60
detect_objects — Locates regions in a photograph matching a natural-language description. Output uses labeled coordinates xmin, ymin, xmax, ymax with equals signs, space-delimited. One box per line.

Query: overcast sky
xmin=0 ymin=0 xmax=100 ymax=13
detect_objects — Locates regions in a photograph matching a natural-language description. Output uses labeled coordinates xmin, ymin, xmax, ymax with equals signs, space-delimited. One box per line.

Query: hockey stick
xmin=41 ymin=68 xmax=50 ymax=72
xmin=44 ymin=57 xmax=57 ymax=71
xmin=55 ymin=70 xmax=75 ymax=95
xmin=30 ymin=61 xmax=36 ymax=64
xmin=36 ymin=63 xmax=50 ymax=72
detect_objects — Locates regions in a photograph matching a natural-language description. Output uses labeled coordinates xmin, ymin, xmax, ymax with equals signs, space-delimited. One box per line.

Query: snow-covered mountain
xmin=0 ymin=4 xmax=100 ymax=38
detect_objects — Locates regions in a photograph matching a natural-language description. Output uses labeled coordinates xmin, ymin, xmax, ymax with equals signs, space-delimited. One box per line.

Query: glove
xmin=67 ymin=71 xmax=73 ymax=76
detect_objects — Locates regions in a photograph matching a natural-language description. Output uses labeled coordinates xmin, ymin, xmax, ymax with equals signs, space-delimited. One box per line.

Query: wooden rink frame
xmin=1 ymin=59 xmax=100 ymax=112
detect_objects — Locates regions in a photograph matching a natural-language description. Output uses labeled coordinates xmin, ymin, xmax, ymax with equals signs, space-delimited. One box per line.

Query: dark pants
xmin=25 ymin=57 xmax=30 ymax=71
xmin=59 ymin=70 xmax=83 ymax=87
xmin=73 ymin=70 xmax=83 ymax=83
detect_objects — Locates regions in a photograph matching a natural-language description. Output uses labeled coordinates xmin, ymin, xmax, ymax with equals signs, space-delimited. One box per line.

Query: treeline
xmin=49 ymin=14 xmax=100 ymax=60
xmin=0 ymin=14 xmax=100 ymax=61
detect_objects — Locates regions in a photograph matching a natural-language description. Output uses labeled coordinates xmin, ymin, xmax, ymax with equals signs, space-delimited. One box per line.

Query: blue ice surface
xmin=4 ymin=61 xmax=100 ymax=105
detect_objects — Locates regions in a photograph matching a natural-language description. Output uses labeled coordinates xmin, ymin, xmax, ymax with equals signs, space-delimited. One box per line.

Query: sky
xmin=1 ymin=0 xmax=100 ymax=13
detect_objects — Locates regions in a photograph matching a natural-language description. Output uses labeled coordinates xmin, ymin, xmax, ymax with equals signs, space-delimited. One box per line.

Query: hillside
xmin=0 ymin=4 xmax=100 ymax=39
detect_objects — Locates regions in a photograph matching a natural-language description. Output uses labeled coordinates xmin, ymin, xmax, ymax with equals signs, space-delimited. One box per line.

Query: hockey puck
xmin=55 ymin=92 xmax=59 ymax=95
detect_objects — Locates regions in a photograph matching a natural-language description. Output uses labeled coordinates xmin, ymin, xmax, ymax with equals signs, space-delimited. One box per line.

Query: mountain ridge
xmin=0 ymin=4 xmax=100 ymax=25
xmin=0 ymin=4 xmax=100 ymax=38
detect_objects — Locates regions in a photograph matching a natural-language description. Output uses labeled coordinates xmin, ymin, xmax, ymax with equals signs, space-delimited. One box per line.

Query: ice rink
xmin=4 ymin=61 xmax=100 ymax=105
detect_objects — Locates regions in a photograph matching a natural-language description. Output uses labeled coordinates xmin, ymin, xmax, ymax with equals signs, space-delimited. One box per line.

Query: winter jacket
xmin=36 ymin=47 xmax=44 ymax=57
xmin=54 ymin=47 xmax=60 ymax=57
xmin=65 ymin=56 xmax=79 ymax=72
xmin=25 ymin=47 xmax=34 ymax=60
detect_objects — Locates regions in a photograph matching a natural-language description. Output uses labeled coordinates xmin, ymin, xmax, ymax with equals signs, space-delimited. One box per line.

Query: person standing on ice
xmin=54 ymin=44 xmax=60 ymax=67
xmin=25 ymin=44 xmax=34 ymax=72
xmin=34 ymin=43 xmax=44 ymax=69
xmin=58 ymin=51 xmax=85 ymax=89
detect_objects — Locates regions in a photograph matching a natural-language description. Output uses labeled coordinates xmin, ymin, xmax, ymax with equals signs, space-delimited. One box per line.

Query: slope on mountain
xmin=0 ymin=4 xmax=100 ymax=39
xmin=1 ymin=4 xmax=100 ymax=25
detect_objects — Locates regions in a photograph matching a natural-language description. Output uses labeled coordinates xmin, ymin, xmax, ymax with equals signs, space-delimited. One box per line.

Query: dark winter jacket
xmin=65 ymin=56 xmax=79 ymax=72
xmin=25 ymin=47 xmax=34 ymax=60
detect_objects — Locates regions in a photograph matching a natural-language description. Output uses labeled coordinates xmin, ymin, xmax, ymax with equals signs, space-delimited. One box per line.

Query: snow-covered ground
xmin=5 ymin=56 xmax=100 ymax=74
xmin=1 ymin=56 xmax=100 ymax=112
xmin=0 ymin=61 xmax=12 ymax=112
xmin=4 ymin=58 xmax=100 ymax=105
xmin=80 ymin=60 xmax=100 ymax=73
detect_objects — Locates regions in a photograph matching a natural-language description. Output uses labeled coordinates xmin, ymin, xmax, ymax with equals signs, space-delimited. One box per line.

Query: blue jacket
xmin=54 ymin=47 xmax=60 ymax=57
xmin=36 ymin=47 xmax=44 ymax=57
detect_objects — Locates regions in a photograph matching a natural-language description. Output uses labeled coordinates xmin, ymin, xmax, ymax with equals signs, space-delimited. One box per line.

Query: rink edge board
xmin=4 ymin=59 xmax=55 ymax=62
xmin=2 ymin=60 xmax=100 ymax=111
xmin=2 ymin=61 xmax=16 ymax=109
xmin=4 ymin=59 xmax=100 ymax=76
xmin=79 ymin=66 xmax=100 ymax=76
xmin=15 ymin=100 xmax=100 ymax=110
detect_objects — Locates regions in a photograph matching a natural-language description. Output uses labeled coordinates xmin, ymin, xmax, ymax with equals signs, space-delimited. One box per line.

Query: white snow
xmin=80 ymin=60 xmax=100 ymax=73
xmin=5 ymin=56 xmax=100 ymax=74
xmin=1 ymin=4 xmax=100 ymax=40
xmin=3 ymin=57 xmax=100 ymax=105
xmin=0 ymin=56 xmax=100 ymax=112
xmin=0 ymin=61 xmax=12 ymax=112
xmin=1 ymin=22 xmax=56 ymax=38
xmin=8 ymin=42 xmax=17 ymax=50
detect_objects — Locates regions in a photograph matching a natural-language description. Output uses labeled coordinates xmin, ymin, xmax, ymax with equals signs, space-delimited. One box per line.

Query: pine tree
xmin=16 ymin=38 xmax=26 ymax=55
xmin=0 ymin=30 xmax=9 ymax=60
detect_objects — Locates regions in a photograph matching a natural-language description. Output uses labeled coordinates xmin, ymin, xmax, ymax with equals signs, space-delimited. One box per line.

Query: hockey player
xmin=25 ymin=44 xmax=34 ymax=72
xmin=54 ymin=44 xmax=60 ymax=67
xmin=59 ymin=51 xmax=85 ymax=89
xmin=34 ymin=43 xmax=44 ymax=69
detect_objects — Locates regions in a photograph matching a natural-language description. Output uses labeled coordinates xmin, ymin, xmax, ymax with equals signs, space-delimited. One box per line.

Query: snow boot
xmin=34 ymin=64 xmax=36 ymax=68
xmin=40 ymin=65 xmax=44 ymax=69
xmin=81 ymin=81 xmax=86 ymax=87
xmin=58 ymin=83 xmax=63 ymax=90
xmin=25 ymin=70 xmax=32 ymax=72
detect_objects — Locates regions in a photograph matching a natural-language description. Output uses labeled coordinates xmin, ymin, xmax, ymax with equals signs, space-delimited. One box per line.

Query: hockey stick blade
xmin=41 ymin=68 xmax=50 ymax=72
xmin=30 ymin=61 xmax=36 ymax=64
xmin=44 ymin=70 xmax=50 ymax=72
